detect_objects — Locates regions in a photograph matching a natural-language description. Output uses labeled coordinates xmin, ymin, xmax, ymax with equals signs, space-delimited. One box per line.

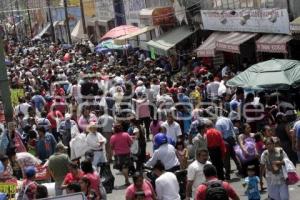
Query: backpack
xmin=204 ymin=180 xmax=229 ymax=200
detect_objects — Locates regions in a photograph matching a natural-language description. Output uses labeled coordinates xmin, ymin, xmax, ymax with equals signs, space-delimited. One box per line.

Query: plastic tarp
xmin=290 ymin=16 xmax=300 ymax=33
xmin=32 ymin=23 xmax=52 ymax=41
xmin=146 ymin=26 xmax=195 ymax=53
xmin=71 ymin=20 xmax=88 ymax=40
xmin=227 ymin=59 xmax=300 ymax=90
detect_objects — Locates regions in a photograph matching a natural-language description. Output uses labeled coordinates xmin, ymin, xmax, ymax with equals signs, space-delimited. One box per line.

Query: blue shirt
xmin=215 ymin=116 xmax=236 ymax=139
xmin=31 ymin=95 xmax=45 ymax=112
xmin=245 ymin=176 xmax=260 ymax=200
xmin=36 ymin=133 xmax=57 ymax=161
xmin=177 ymin=111 xmax=192 ymax=135
xmin=293 ymin=121 xmax=300 ymax=139
xmin=0 ymin=161 xmax=4 ymax=173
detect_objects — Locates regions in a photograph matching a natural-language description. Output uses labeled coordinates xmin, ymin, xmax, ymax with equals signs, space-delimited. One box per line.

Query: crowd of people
xmin=0 ymin=38 xmax=299 ymax=200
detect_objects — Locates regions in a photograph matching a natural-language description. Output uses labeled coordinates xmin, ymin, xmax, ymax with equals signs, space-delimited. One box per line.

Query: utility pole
xmin=79 ymin=0 xmax=87 ymax=34
xmin=63 ymin=0 xmax=72 ymax=44
xmin=46 ymin=0 xmax=55 ymax=43
xmin=0 ymin=38 xmax=14 ymax=123
xmin=10 ymin=1 xmax=17 ymax=41
xmin=27 ymin=2 xmax=33 ymax=38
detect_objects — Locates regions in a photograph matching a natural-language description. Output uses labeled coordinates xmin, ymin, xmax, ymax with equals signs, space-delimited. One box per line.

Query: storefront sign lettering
xmin=201 ymin=9 xmax=290 ymax=34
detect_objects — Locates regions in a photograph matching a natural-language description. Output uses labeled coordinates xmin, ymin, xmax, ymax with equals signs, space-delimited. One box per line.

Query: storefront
xmin=255 ymin=34 xmax=292 ymax=61
xmin=199 ymin=8 xmax=291 ymax=67
xmin=195 ymin=32 xmax=227 ymax=67
xmin=95 ymin=0 xmax=116 ymax=38
xmin=289 ymin=17 xmax=300 ymax=59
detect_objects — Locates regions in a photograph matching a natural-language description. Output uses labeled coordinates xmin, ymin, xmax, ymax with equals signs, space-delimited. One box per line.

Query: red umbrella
xmin=100 ymin=25 xmax=141 ymax=40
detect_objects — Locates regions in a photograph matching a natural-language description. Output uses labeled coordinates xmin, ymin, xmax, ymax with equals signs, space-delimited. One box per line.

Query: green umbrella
xmin=227 ymin=59 xmax=300 ymax=90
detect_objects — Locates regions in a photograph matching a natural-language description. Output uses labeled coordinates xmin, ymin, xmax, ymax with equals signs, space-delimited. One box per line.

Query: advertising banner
xmin=201 ymin=9 xmax=290 ymax=34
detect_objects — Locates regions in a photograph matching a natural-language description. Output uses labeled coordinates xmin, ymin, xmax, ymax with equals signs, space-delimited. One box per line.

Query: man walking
xmin=48 ymin=142 xmax=70 ymax=196
xmin=186 ymin=148 xmax=211 ymax=199
xmin=195 ymin=164 xmax=239 ymax=200
xmin=154 ymin=160 xmax=180 ymax=200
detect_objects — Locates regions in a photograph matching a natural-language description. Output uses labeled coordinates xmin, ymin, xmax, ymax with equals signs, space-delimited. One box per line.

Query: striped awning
xmin=195 ymin=32 xmax=227 ymax=57
xmin=256 ymin=34 xmax=292 ymax=54
xmin=216 ymin=32 xmax=256 ymax=54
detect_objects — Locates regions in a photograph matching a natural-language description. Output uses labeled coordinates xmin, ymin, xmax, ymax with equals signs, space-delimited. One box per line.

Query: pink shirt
xmin=125 ymin=180 xmax=154 ymax=200
xmin=110 ymin=132 xmax=133 ymax=155
xmin=78 ymin=113 xmax=97 ymax=131
xmin=149 ymin=121 xmax=162 ymax=136
xmin=136 ymin=100 xmax=150 ymax=119
xmin=84 ymin=172 xmax=100 ymax=196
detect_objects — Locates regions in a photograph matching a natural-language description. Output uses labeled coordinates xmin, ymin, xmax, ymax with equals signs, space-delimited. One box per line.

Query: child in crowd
xmin=254 ymin=133 xmax=265 ymax=156
xmin=243 ymin=165 xmax=261 ymax=200
xmin=175 ymin=139 xmax=188 ymax=169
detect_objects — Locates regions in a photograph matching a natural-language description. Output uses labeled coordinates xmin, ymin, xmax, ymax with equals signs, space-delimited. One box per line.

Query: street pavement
xmin=107 ymin=141 xmax=300 ymax=200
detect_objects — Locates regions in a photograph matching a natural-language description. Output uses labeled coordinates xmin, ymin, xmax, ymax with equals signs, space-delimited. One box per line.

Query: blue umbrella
xmin=95 ymin=47 xmax=111 ymax=54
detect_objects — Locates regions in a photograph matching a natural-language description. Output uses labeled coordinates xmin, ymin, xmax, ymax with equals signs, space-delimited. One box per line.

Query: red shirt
xmin=47 ymin=110 xmax=64 ymax=129
xmin=195 ymin=177 xmax=238 ymax=200
xmin=63 ymin=171 xmax=84 ymax=185
xmin=110 ymin=132 xmax=133 ymax=155
xmin=205 ymin=128 xmax=226 ymax=157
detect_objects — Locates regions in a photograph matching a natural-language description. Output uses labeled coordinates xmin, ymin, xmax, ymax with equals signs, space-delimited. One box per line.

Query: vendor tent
xmin=227 ymin=59 xmax=300 ymax=90
xmin=71 ymin=20 xmax=89 ymax=40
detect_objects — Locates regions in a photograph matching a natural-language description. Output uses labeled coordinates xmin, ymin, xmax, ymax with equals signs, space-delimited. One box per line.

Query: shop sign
xmin=201 ymin=9 xmax=290 ymax=34
xmin=256 ymin=43 xmax=288 ymax=53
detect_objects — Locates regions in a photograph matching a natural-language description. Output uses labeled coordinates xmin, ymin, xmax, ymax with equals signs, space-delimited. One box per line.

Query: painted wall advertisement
xmin=201 ymin=9 xmax=290 ymax=34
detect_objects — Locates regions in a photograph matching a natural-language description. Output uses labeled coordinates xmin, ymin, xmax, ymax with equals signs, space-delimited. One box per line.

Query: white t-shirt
xmin=161 ymin=121 xmax=182 ymax=143
xmin=206 ymin=81 xmax=220 ymax=99
xmin=145 ymin=144 xmax=180 ymax=170
xmin=155 ymin=172 xmax=180 ymax=200
xmin=15 ymin=103 xmax=31 ymax=117
xmin=187 ymin=160 xmax=211 ymax=197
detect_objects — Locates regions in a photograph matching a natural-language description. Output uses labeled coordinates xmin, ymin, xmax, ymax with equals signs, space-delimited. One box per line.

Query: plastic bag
xmin=282 ymin=158 xmax=300 ymax=185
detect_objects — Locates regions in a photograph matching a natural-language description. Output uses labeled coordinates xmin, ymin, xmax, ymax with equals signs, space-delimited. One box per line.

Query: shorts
xmin=113 ymin=154 xmax=132 ymax=171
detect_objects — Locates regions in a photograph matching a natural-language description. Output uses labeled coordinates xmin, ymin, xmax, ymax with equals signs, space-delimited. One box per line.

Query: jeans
xmin=208 ymin=147 xmax=224 ymax=180
xmin=55 ymin=181 xmax=63 ymax=196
